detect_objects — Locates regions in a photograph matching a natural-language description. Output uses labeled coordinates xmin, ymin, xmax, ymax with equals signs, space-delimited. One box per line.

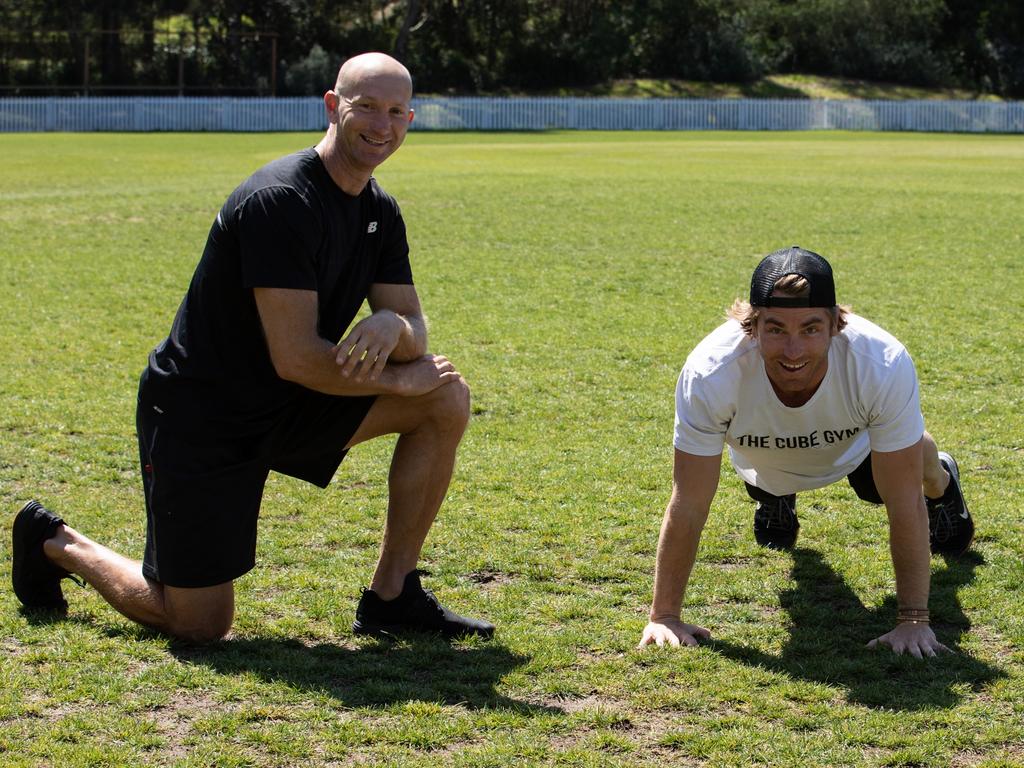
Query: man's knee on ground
xmin=165 ymin=612 xmax=233 ymax=644
xmin=162 ymin=583 xmax=234 ymax=644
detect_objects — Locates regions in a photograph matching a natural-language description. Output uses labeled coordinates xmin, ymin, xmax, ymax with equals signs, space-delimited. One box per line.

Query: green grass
xmin=2 ymin=130 xmax=1023 ymax=767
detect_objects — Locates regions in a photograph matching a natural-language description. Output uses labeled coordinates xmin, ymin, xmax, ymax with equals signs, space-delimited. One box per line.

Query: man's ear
xmin=323 ymin=90 xmax=340 ymax=123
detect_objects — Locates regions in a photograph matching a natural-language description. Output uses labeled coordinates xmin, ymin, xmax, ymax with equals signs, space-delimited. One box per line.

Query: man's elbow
xmin=665 ymin=499 xmax=711 ymax=535
xmin=268 ymin=350 xmax=312 ymax=386
xmin=390 ymin=341 xmax=428 ymax=363
xmin=391 ymin=329 xmax=429 ymax=361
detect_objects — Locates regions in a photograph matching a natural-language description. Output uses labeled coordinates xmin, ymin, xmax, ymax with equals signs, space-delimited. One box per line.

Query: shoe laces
xmin=761 ymin=497 xmax=796 ymax=529
xmin=407 ymin=570 xmax=445 ymax=619
xmin=928 ymin=495 xmax=959 ymax=543
xmin=418 ymin=589 xmax=445 ymax=619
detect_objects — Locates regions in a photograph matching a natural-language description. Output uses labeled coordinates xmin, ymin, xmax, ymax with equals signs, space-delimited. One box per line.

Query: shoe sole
xmin=352 ymin=619 xmax=494 ymax=640
xmin=12 ymin=501 xmax=68 ymax=610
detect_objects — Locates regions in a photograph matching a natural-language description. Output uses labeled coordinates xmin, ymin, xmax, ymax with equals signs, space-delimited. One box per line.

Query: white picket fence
xmin=2 ymin=96 xmax=1022 ymax=133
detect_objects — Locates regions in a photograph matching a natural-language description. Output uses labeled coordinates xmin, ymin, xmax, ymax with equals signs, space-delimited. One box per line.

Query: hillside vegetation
xmin=2 ymin=1 xmax=1023 ymax=98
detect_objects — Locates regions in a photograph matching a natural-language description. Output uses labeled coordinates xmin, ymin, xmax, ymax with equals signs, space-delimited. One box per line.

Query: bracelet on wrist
xmin=897 ymin=608 xmax=930 ymax=625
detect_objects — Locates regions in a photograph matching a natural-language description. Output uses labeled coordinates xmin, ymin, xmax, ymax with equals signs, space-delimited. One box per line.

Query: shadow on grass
xmin=169 ymin=636 xmax=551 ymax=713
xmin=708 ymin=548 xmax=1003 ymax=710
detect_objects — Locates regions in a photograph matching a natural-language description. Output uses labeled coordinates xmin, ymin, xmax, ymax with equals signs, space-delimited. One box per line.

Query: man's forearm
xmin=650 ymin=499 xmax=708 ymax=620
xmin=280 ymin=336 xmax=417 ymax=397
xmin=886 ymin=495 xmax=932 ymax=610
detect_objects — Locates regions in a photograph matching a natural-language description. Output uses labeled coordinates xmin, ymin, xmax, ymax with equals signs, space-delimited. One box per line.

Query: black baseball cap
xmin=749 ymin=246 xmax=836 ymax=308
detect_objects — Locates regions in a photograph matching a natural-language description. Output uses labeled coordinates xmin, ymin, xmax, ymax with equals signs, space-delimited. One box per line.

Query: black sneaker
xmin=927 ymin=452 xmax=974 ymax=556
xmin=12 ymin=500 xmax=72 ymax=610
xmin=353 ymin=570 xmax=495 ymax=640
xmin=753 ymin=494 xmax=799 ymax=550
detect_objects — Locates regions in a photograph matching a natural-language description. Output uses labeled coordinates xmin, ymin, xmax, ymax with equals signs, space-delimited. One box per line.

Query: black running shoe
xmin=353 ymin=570 xmax=495 ymax=640
xmin=927 ymin=452 xmax=974 ymax=556
xmin=753 ymin=494 xmax=799 ymax=550
xmin=12 ymin=500 xmax=72 ymax=610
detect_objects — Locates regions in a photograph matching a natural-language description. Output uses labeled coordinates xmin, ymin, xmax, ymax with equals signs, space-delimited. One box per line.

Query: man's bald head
xmin=335 ymin=52 xmax=412 ymax=99
xmin=316 ymin=51 xmax=414 ymax=193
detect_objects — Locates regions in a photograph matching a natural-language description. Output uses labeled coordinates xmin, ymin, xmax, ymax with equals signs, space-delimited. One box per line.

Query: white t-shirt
xmin=673 ymin=314 xmax=925 ymax=496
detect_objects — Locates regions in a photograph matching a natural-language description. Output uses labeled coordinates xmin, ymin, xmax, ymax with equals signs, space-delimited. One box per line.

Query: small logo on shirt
xmin=367 ymin=221 xmax=378 ymax=234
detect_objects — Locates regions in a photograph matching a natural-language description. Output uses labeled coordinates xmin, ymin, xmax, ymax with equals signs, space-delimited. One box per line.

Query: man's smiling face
xmin=333 ymin=70 xmax=413 ymax=175
xmin=755 ymin=305 xmax=837 ymax=407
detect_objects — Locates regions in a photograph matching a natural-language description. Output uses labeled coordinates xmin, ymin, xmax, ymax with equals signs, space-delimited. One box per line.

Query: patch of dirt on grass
xmin=949 ymin=750 xmax=987 ymax=767
xmin=144 ymin=690 xmax=228 ymax=747
xmin=554 ymin=694 xmax=626 ymax=715
xmin=1 ymin=637 xmax=28 ymax=657
xmin=959 ymin=623 xmax=1018 ymax=664
xmin=465 ymin=569 xmax=517 ymax=586
xmin=705 ymin=555 xmax=759 ymax=571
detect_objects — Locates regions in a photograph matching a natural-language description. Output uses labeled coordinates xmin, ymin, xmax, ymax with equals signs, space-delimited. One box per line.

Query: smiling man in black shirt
xmin=14 ymin=52 xmax=494 ymax=642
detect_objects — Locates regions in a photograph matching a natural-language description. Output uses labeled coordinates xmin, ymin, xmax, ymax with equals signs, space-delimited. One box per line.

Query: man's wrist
xmin=649 ymin=610 xmax=681 ymax=623
xmin=375 ymin=364 xmax=405 ymax=396
xmin=896 ymin=606 xmax=930 ymax=625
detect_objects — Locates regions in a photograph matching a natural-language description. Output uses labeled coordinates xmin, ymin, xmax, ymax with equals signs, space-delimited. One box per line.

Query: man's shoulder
xmin=238 ymin=148 xmax=321 ymax=197
xmin=221 ymin=149 xmax=326 ymax=224
xmin=836 ymin=313 xmax=910 ymax=368
xmin=684 ymin=320 xmax=757 ymax=378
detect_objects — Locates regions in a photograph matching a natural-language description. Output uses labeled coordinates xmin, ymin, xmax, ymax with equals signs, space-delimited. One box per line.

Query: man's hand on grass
xmin=638 ymin=617 xmax=711 ymax=649
xmin=867 ymin=623 xmax=950 ymax=658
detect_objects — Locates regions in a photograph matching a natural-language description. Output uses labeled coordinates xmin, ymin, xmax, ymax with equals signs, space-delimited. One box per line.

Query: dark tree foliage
xmin=745 ymin=0 xmax=954 ymax=85
xmin=1 ymin=0 xmax=1022 ymax=97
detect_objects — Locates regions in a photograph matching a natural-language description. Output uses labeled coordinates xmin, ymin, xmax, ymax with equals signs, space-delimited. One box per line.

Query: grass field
xmin=1 ymin=129 xmax=1023 ymax=767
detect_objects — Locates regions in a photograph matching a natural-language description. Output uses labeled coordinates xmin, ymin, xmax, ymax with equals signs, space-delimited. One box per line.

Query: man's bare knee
xmin=427 ymin=376 xmax=470 ymax=431
xmin=167 ymin=618 xmax=232 ymax=644
xmin=163 ymin=583 xmax=234 ymax=643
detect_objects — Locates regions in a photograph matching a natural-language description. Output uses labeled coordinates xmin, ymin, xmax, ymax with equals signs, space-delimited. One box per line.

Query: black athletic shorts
xmin=136 ymin=378 xmax=376 ymax=588
xmin=744 ymin=452 xmax=884 ymax=505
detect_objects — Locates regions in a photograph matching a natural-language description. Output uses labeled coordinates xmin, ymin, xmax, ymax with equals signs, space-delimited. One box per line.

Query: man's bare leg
xmin=43 ymin=526 xmax=234 ymax=643
xmin=345 ymin=376 xmax=471 ymax=599
xmin=921 ymin=430 xmax=950 ymax=498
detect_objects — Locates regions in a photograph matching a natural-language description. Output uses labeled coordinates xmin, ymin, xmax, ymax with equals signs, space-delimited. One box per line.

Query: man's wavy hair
xmin=727 ymin=274 xmax=851 ymax=337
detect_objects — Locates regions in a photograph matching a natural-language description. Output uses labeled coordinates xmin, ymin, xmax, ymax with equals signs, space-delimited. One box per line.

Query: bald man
xmin=13 ymin=53 xmax=494 ymax=642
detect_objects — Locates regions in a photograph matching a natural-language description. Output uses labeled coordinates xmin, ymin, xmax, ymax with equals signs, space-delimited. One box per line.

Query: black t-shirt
xmin=145 ymin=148 xmax=413 ymax=429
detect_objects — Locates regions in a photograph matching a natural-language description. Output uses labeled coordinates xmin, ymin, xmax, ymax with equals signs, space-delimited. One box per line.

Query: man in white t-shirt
xmin=638 ymin=246 xmax=974 ymax=658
